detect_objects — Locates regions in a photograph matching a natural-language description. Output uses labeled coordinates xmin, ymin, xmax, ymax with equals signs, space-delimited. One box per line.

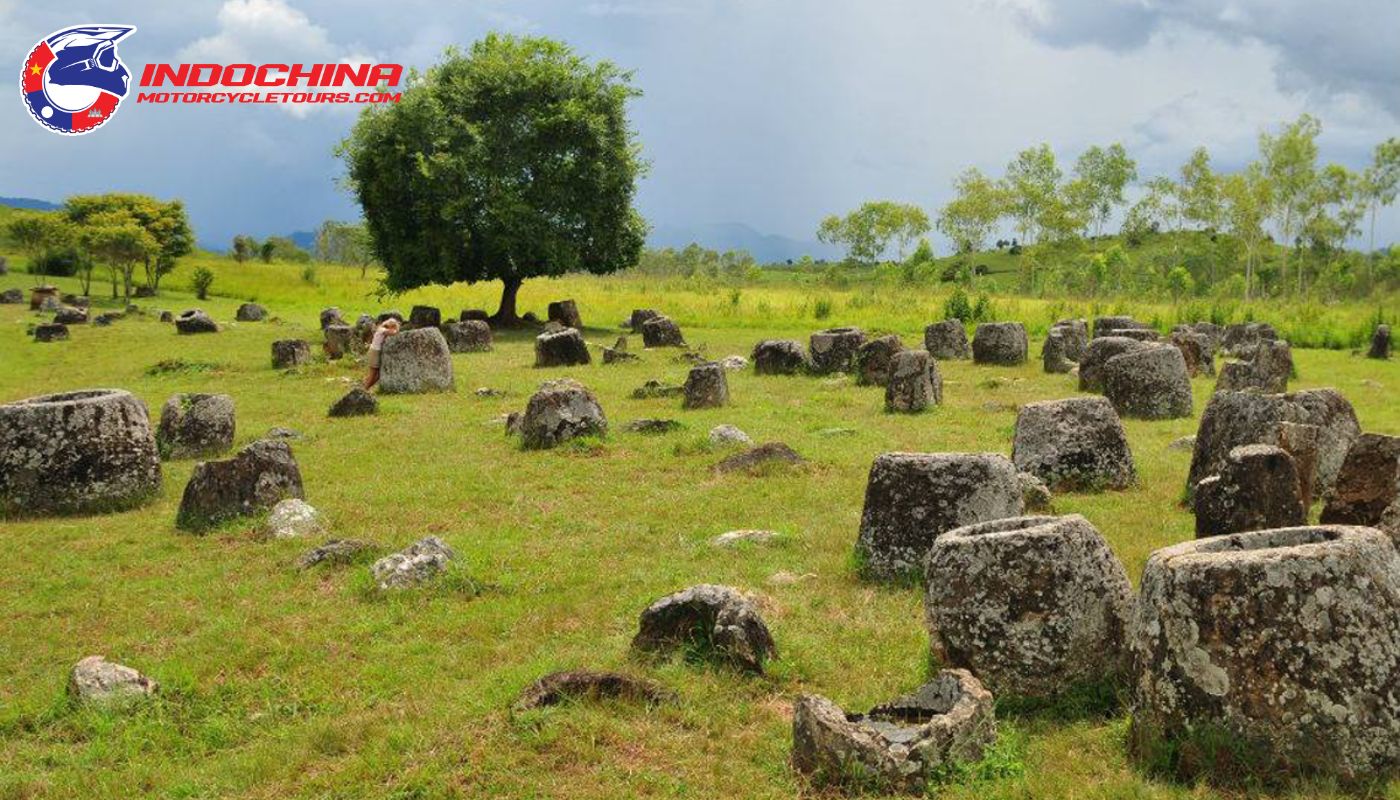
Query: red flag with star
xmin=23 ymin=42 xmax=53 ymax=94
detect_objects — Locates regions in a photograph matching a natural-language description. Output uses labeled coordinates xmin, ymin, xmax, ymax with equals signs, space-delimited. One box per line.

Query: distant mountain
xmin=649 ymin=222 xmax=838 ymax=264
xmin=0 ymin=196 xmax=60 ymax=211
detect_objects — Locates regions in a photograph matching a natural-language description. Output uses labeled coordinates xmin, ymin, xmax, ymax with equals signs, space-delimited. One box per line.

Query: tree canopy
xmin=816 ymin=201 xmax=930 ymax=263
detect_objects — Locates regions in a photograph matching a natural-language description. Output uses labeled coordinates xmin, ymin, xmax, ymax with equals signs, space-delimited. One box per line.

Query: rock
xmin=351 ymin=315 xmax=376 ymax=354
xmin=29 ymin=285 xmax=58 ymax=310
xmin=53 ymin=306 xmax=88 ymax=325
xmin=1017 ymin=472 xmax=1053 ymax=511
xmin=1077 ymin=336 xmax=1148 ymax=393
xmin=602 ymin=346 xmax=638 ymax=364
xmin=1012 ymin=397 xmax=1135 ymax=491
xmin=714 ymin=442 xmax=804 ymax=474
xmin=751 ymin=339 xmax=808 ymax=375
xmin=264 ymin=498 xmax=324 ymax=539
xmin=1175 ymin=322 xmax=1223 ymax=356
xmin=534 ymin=328 xmax=591 ymax=367
xmin=809 ymin=327 xmax=867 ymax=374
xmin=1368 ymin=324 xmax=1392 ymax=359
xmin=641 ymin=315 xmax=686 ymax=348
xmin=235 ymin=302 xmax=267 ymax=322
xmin=625 ymin=418 xmax=682 ymax=434
xmin=1276 ymin=422 xmax=1321 ymax=508
xmin=174 ymin=309 xmax=218 ymax=334
xmin=271 ymin=339 xmax=312 ymax=369
xmin=1168 ymin=436 xmax=1196 ymax=453
xmin=40 ymin=294 xmax=61 ymax=312
xmin=520 ymin=379 xmax=607 ymax=449
xmin=1093 ymin=315 xmax=1149 ymax=338
xmin=157 ymin=393 xmax=235 ymax=459
xmin=93 ymin=312 xmax=121 ymax=327
xmin=323 ymin=324 xmax=353 ymax=360
xmin=1170 ymin=331 xmax=1215 ymax=377
xmin=266 ymin=427 xmax=301 ymax=440
xmin=1220 ymin=321 xmax=1278 ymax=358
xmin=708 ymin=424 xmax=753 ymax=447
xmin=1052 ymin=318 xmax=1090 ymax=361
xmin=547 ymin=299 xmax=583 ymax=330
xmin=33 ymin=323 xmax=69 ymax=342
xmin=719 ymin=355 xmax=748 ymax=370
xmin=444 ymin=320 xmax=492 ymax=353
xmin=176 ymin=439 xmax=304 ymax=531
xmin=461 ymin=308 xmax=491 ymax=323
xmin=1187 ymin=388 xmax=1360 ymax=501
xmin=1042 ymin=329 xmax=1075 ymax=373
xmin=923 ymin=319 xmax=972 ymax=360
xmin=631 ymin=380 xmax=683 ymax=399
xmin=158 ymin=310 xmax=174 ymax=323
xmin=1217 ymin=339 xmax=1293 ymax=395
xmin=0 ymin=288 xmax=23 ymax=304
xmin=1320 ymin=433 xmax=1400 ymax=526
xmin=1129 ymin=526 xmax=1400 ymax=782
xmin=792 ymin=670 xmax=996 ymax=793
xmin=629 ymin=308 xmax=660 ymax=332
xmin=370 ymin=536 xmax=455 ymax=590
xmin=475 ymin=387 xmax=507 ymax=398
xmin=884 ymin=349 xmax=941 ymax=413
xmin=296 ymin=538 xmax=378 ymax=569
xmin=713 ymin=529 xmax=781 ymax=547
xmin=379 ymin=327 xmax=454 ymax=393
xmin=504 ymin=412 xmax=523 ymax=436
xmin=69 ymin=656 xmax=157 ymax=706
xmin=328 ymin=387 xmax=378 ymax=417
xmin=972 ymin=322 xmax=1028 ymax=366
xmin=1193 ymin=445 xmax=1305 ymax=538
xmin=682 ymin=362 xmax=729 ymax=409
xmin=513 ymin=669 xmax=670 ymax=712
xmin=854 ymin=335 xmax=906 ymax=386
xmin=407 ymin=304 xmax=441 ymax=330
xmin=632 ymin=584 xmax=776 ymax=672
xmin=320 ymin=307 xmax=346 ymax=330
xmin=856 ymin=452 xmax=1024 ymax=581
xmin=0 ymin=389 xmax=161 ymax=516
xmin=925 ymin=515 xmax=1134 ymax=698
xmin=1103 ymin=345 xmax=1193 ymax=420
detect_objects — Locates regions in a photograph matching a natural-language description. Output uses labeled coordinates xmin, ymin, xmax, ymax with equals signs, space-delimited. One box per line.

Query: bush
xmin=301 ymin=265 xmax=318 ymax=286
xmin=191 ymin=266 xmax=215 ymax=300
xmin=28 ymin=247 xmax=83 ymax=277
xmin=813 ymin=297 xmax=834 ymax=320
xmin=944 ymin=287 xmax=972 ymax=322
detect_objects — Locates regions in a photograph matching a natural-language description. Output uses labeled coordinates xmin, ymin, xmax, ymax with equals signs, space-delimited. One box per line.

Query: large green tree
xmin=1071 ymin=143 xmax=1137 ymax=237
xmin=1259 ymin=114 xmax=1321 ymax=293
xmin=936 ymin=169 xmax=1004 ymax=254
xmin=1001 ymin=144 xmax=1061 ymax=245
xmin=817 ymin=201 xmax=930 ymax=263
xmin=338 ymin=34 xmax=648 ymax=324
xmin=1221 ymin=163 xmax=1273 ymax=300
xmin=64 ymin=193 xmax=192 ymax=293
xmin=1362 ymin=138 xmax=1400 ymax=253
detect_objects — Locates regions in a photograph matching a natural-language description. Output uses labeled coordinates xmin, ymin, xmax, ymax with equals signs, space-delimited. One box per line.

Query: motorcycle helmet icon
xmin=46 ymin=26 xmax=135 ymax=98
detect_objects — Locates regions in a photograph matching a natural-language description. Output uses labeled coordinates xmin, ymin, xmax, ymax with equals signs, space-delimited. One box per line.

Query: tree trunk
xmin=490 ymin=276 xmax=525 ymax=327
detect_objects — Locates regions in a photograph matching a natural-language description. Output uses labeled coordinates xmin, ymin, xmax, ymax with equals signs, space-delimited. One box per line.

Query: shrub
xmin=191 ymin=266 xmax=215 ymax=300
xmin=943 ymin=287 xmax=972 ymax=322
xmin=28 ymin=247 xmax=83 ymax=277
xmin=813 ymin=297 xmax=833 ymax=320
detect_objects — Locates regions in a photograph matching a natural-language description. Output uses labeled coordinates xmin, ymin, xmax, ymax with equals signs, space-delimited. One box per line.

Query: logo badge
xmin=21 ymin=25 xmax=137 ymax=136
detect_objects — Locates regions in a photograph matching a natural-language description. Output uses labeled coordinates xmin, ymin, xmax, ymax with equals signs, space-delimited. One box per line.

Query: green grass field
xmin=2 ymin=261 xmax=1398 ymax=799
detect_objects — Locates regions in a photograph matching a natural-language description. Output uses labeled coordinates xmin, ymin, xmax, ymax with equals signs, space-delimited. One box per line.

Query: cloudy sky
xmin=3 ymin=0 xmax=1397 ymax=252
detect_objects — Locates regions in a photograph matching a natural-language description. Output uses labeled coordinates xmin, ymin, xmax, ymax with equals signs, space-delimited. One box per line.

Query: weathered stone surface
xmin=320 ymin=307 xmax=346 ymax=330
xmin=271 ymin=339 xmax=312 ymax=369
xmin=296 ymin=538 xmax=378 ymax=569
xmin=792 ymin=670 xmax=996 ymax=792
xmin=972 ymin=322 xmax=1028 ymax=366
xmin=809 ymin=327 xmax=867 ymax=374
xmin=323 ymin=324 xmax=352 ymax=360
xmin=885 ymin=349 xmax=941 ymax=413
xmin=856 ymin=452 xmax=1024 ymax=581
xmin=682 ymin=362 xmax=729 ymax=409
xmin=547 ymin=299 xmax=583 ymax=330
xmin=370 ymin=536 xmax=455 ymax=589
xmin=1129 ymin=526 xmax=1400 ymax=781
xmin=69 ymin=656 xmax=157 ymax=706
xmin=752 ymin=339 xmax=808 ymax=375
xmin=520 ymin=379 xmax=607 ymax=449
xmin=1217 ymin=339 xmax=1293 ymax=394
xmin=461 ymin=308 xmax=491 ymax=323
xmin=924 ymin=319 xmax=972 ymax=360
xmin=0 ymin=389 xmax=161 ymax=516
xmin=176 ymin=440 xmax=304 ymax=530
xmin=631 ymin=380 xmax=683 ymax=399
xmin=513 ymin=669 xmax=670 ymax=712
xmin=379 ymin=327 xmax=454 ymax=393
xmin=1103 ymin=345 xmax=1193 ymax=420
xmin=1018 ymin=471 xmax=1053 ymax=512
xmin=264 ymin=498 xmax=324 ymax=539
xmin=235 ymin=302 xmax=267 ymax=322
xmin=534 ymin=328 xmax=591 ymax=367
xmin=629 ymin=308 xmax=660 ymax=332
xmin=407 ymin=304 xmax=441 ymax=329
xmin=641 ymin=315 xmax=686 ymax=348
xmin=1110 ymin=328 xmax=1160 ymax=342
xmin=1077 ymin=336 xmax=1147 ymax=392
xmin=93 ymin=312 xmax=122 ymax=327
xmin=1320 ymin=433 xmax=1400 ymax=526
xmin=1012 ymin=396 xmax=1135 ymax=491
xmin=714 ymin=442 xmax=804 ymax=473
xmin=1193 ymin=445 xmax=1304 ymax=538
xmin=1042 ymin=329 xmax=1075 ymax=374
xmin=601 ymin=346 xmax=638 ymax=364
xmin=1276 ymin=421 xmax=1320 ymax=508
xmin=709 ymin=424 xmax=753 ymax=447
xmin=1170 ymin=330 xmax=1215 ymax=377
xmin=1175 ymin=321 xmax=1223 ymax=356
xmin=1093 ymin=315 xmax=1149 ymax=338
xmin=713 ymin=529 xmax=781 ymax=547
xmin=174 ymin=309 xmax=217 ymax=334
xmin=1368 ymin=324 xmax=1392 ymax=359
xmin=719 ymin=354 xmax=748 ymax=371
xmin=855 ymin=335 xmax=906 ymax=386
xmin=924 ymin=514 xmax=1134 ymax=698
xmin=0 ymin=288 xmax=23 ymax=304
xmin=33 ymin=323 xmax=69 ymax=342
xmin=1220 ymin=321 xmax=1278 ymax=358
xmin=157 ymin=393 xmax=235 ymax=459
xmin=53 ymin=306 xmax=88 ymax=325
xmin=444 ymin=320 xmax=492 ymax=353
xmin=632 ymin=584 xmax=776 ymax=672
xmin=351 ymin=315 xmax=375 ymax=354
xmin=328 ymin=387 xmax=377 ymax=417
xmin=1187 ymin=388 xmax=1360 ymax=500
xmin=625 ymin=418 xmax=682 ymax=434
xmin=1052 ymin=318 xmax=1089 ymax=361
